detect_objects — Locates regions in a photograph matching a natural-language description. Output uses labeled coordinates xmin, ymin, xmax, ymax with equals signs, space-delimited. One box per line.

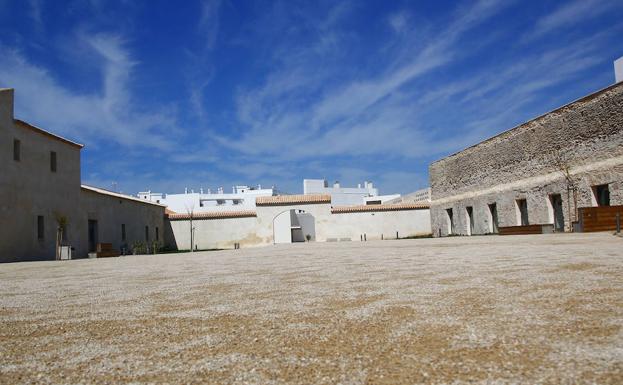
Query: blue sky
xmin=1 ymin=0 xmax=622 ymax=195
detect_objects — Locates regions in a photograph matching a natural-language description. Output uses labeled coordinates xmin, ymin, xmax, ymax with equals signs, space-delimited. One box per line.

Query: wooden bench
xmin=578 ymin=206 xmax=623 ymax=232
xmin=499 ymin=224 xmax=553 ymax=235
xmin=96 ymin=243 xmax=120 ymax=258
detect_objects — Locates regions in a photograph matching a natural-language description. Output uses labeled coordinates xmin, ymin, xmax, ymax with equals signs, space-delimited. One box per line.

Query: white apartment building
xmin=138 ymin=185 xmax=275 ymax=213
xmin=303 ymin=179 xmax=395 ymax=206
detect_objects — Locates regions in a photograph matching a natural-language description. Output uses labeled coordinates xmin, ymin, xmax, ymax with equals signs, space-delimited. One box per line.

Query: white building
xmin=138 ymin=185 xmax=275 ymax=213
xmin=303 ymin=179 xmax=392 ymax=206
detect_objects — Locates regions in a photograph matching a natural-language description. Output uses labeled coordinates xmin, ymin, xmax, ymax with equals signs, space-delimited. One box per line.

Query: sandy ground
xmin=1 ymin=233 xmax=622 ymax=384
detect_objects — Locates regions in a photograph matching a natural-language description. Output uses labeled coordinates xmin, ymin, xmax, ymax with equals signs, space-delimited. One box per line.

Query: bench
xmin=498 ymin=224 xmax=554 ymax=235
xmin=96 ymin=243 xmax=120 ymax=258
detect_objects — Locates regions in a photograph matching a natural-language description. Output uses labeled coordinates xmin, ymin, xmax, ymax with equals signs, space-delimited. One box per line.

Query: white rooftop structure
xmin=615 ymin=56 xmax=623 ymax=84
xmin=138 ymin=185 xmax=275 ymax=213
xmin=303 ymin=179 xmax=392 ymax=206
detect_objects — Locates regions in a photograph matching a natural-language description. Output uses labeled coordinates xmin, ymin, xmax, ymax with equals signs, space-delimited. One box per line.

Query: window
xmin=446 ymin=208 xmax=454 ymax=235
xmin=121 ymin=224 xmax=126 ymax=242
xmin=13 ymin=139 xmax=20 ymax=161
xmin=593 ymin=184 xmax=610 ymax=207
xmin=37 ymin=216 xmax=44 ymax=240
xmin=50 ymin=151 xmax=57 ymax=172
xmin=145 ymin=226 xmax=149 ymax=241
xmin=516 ymin=199 xmax=529 ymax=226
xmin=156 ymin=227 xmax=159 ymax=241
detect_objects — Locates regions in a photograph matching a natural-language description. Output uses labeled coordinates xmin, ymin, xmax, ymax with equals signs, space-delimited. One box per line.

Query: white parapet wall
xmin=164 ymin=195 xmax=432 ymax=250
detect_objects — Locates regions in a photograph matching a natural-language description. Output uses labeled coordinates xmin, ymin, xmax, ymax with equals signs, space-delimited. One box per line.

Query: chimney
xmin=334 ymin=181 xmax=340 ymax=188
xmin=615 ymin=57 xmax=623 ymax=84
xmin=184 ymin=187 xmax=188 ymax=194
xmin=0 ymin=88 xmax=14 ymax=122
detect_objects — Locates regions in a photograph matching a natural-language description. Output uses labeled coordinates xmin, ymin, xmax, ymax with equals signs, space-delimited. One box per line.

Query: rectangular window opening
xmin=156 ymin=227 xmax=159 ymax=241
xmin=121 ymin=224 xmax=126 ymax=242
xmin=50 ymin=151 xmax=57 ymax=172
xmin=13 ymin=139 xmax=21 ymax=161
xmin=37 ymin=215 xmax=44 ymax=240
xmin=593 ymin=184 xmax=610 ymax=207
xmin=145 ymin=226 xmax=149 ymax=241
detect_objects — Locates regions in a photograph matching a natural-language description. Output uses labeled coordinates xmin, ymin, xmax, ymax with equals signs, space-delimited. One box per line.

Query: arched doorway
xmin=272 ymin=209 xmax=316 ymax=244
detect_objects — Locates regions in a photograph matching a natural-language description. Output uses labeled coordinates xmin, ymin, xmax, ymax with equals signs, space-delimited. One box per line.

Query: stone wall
xmin=429 ymin=82 xmax=623 ymax=237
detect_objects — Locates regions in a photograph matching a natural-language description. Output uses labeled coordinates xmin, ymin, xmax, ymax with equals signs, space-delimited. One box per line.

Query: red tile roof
xmin=331 ymin=203 xmax=429 ymax=214
xmin=167 ymin=210 xmax=257 ymax=220
xmin=256 ymin=194 xmax=331 ymax=206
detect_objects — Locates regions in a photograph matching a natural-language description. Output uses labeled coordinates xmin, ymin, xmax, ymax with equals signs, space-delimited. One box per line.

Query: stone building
xmin=429 ymin=80 xmax=623 ymax=237
xmin=0 ymin=88 xmax=165 ymax=262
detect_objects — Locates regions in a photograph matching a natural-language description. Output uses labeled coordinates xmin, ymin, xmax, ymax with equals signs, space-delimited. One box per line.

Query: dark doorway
xmin=88 ymin=220 xmax=98 ymax=252
xmin=466 ymin=206 xmax=474 ymax=235
xmin=446 ymin=208 xmax=454 ymax=235
xmin=517 ymin=199 xmax=529 ymax=226
xmin=488 ymin=203 xmax=499 ymax=233
xmin=594 ymin=184 xmax=610 ymax=206
xmin=550 ymin=194 xmax=564 ymax=232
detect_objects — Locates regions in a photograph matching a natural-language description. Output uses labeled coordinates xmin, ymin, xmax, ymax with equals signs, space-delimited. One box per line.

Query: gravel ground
xmin=1 ymin=233 xmax=622 ymax=384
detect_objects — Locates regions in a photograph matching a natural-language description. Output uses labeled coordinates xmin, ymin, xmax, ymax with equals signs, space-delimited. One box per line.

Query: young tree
xmin=54 ymin=212 xmax=68 ymax=260
xmin=185 ymin=203 xmax=195 ymax=252
xmin=547 ymin=148 xmax=577 ymax=231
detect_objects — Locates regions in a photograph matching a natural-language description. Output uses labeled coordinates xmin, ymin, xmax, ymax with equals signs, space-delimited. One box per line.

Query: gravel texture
xmin=1 ymin=233 xmax=622 ymax=384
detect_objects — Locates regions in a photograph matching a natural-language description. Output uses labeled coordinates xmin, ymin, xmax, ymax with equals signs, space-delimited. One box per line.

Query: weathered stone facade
xmin=429 ymin=82 xmax=623 ymax=237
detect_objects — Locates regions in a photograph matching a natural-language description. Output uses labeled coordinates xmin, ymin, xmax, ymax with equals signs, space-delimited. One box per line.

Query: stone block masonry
xmin=429 ymin=82 xmax=623 ymax=236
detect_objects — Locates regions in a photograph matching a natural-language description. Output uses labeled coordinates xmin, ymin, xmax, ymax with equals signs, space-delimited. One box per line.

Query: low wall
xmin=165 ymin=203 xmax=432 ymax=250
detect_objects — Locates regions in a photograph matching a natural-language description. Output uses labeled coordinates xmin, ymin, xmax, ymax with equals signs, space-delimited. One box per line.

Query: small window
xmin=37 ymin=215 xmax=44 ymax=240
xmin=145 ymin=226 xmax=149 ymax=241
xmin=593 ymin=184 xmax=610 ymax=207
xmin=156 ymin=227 xmax=159 ymax=241
xmin=13 ymin=139 xmax=21 ymax=161
xmin=50 ymin=151 xmax=57 ymax=172
xmin=121 ymin=224 xmax=126 ymax=241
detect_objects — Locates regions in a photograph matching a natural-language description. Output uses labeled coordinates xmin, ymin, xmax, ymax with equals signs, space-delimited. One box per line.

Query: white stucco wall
xmin=167 ymin=216 xmax=259 ymax=250
xmin=325 ymin=209 xmax=431 ymax=241
xmin=165 ymin=203 xmax=431 ymax=250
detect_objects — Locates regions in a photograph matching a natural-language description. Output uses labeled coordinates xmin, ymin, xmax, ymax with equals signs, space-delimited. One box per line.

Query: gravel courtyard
xmin=1 ymin=233 xmax=622 ymax=384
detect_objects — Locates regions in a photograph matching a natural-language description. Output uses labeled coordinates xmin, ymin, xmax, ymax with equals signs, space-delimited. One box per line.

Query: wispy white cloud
xmin=388 ymin=11 xmax=409 ymax=34
xmin=524 ymin=0 xmax=621 ymax=41
xmin=0 ymin=34 xmax=178 ymax=150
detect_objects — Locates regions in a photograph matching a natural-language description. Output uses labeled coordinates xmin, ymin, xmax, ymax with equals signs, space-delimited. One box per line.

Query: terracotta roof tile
xmin=331 ymin=203 xmax=429 ymax=214
xmin=167 ymin=210 xmax=257 ymax=220
xmin=256 ymin=194 xmax=331 ymax=206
